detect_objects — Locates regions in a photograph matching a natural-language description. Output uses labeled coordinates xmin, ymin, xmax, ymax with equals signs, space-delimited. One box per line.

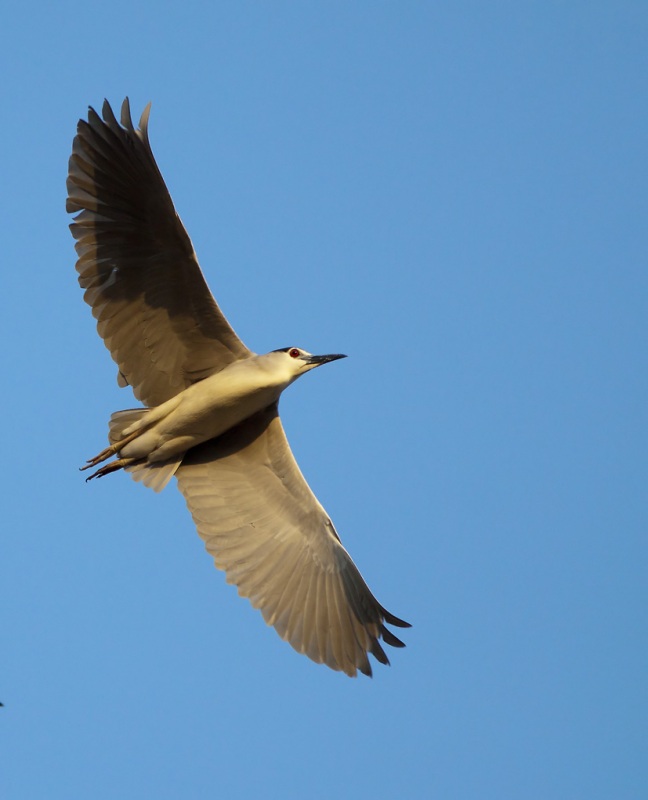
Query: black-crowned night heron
xmin=67 ymin=99 xmax=410 ymax=677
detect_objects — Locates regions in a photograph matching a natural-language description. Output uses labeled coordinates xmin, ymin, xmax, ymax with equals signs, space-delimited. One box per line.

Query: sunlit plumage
xmin=67 ymin=98 xmax=410 ymax=677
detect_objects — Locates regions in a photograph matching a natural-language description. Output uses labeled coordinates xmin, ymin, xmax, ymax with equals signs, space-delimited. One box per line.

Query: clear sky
xmin=2 ymin=3 xmax=646 ymax=798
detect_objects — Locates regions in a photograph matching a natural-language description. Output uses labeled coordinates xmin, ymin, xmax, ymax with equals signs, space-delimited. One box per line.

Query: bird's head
xmin=269 ymin=347 xmax=347 ymax=380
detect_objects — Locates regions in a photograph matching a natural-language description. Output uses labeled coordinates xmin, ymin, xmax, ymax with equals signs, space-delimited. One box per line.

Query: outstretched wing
xmin=176 ymin=403 xmax=410 ymax=677
xmin=67 ymin=98 xmax=251 ymax=407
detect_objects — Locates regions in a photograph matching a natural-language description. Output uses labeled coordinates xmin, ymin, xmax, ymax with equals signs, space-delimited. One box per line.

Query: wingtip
xmin=380 ymin=626 xmax=407 ymax=649
xmin=101 ymin=98 xmax=119 ymax=128
xmin=382 ymin=608 xmax=412 ymax=629
xmin=357 ymin=659 xmax=374 ymax=678
xmin=139 ymin=101 xmax=152 ymax=135
xmin=119 ymin=97 xmax=133 ymax=130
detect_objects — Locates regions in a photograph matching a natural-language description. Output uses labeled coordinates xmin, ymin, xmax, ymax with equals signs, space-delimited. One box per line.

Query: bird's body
xmin=118 ymin=352 xmax=310 ymax=466
xmin=67 ymin=99 xmax=410 ymax=677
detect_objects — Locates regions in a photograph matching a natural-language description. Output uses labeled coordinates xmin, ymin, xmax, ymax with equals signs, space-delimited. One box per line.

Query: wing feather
xmin=67 ymin=98 xmax=251 ymax=406
xmin=176 ymin=403 xmax=410 ymax=677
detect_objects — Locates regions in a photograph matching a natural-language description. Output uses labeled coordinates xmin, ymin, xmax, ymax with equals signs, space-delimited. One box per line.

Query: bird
xmin=66 ymin=98 xmax=410 ymax=677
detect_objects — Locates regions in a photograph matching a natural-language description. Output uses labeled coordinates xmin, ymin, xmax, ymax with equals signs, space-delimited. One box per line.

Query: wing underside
xmin=67 ymin=98 xmax=251 ymax=406
xmin=176 ymin=403 xmax=410 ymax=677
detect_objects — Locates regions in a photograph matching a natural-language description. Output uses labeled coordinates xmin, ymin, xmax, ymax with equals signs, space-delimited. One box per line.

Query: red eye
xmin=289 ymin=348 xmax=301 ymax=358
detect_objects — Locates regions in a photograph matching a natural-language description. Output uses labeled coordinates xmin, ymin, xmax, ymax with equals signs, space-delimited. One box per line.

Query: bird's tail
xmin=108 ymin=408 xmax=150 ymax=444
xmin=108 ymin=409 xmax=182 ymax=492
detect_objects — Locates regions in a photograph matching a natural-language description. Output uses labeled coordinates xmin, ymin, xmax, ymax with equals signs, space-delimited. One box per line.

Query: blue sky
xmin=2 ymin=3 xmax=646 ymax=798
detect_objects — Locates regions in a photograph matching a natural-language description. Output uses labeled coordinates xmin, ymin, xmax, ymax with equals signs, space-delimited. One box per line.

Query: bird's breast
xmin=124 ymin=362 xmax=286 ymax=462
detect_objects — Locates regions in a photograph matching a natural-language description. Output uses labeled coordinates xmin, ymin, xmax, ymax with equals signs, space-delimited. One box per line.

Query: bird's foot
xmin=80 ymin=444 xmax=118 ymax=471
xmin=84 ymin=457 xmax=137 ymax=482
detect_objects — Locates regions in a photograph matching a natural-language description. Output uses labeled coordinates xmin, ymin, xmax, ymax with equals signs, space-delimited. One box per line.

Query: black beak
xmin=303 ymin=353 xmax=347 ymax=366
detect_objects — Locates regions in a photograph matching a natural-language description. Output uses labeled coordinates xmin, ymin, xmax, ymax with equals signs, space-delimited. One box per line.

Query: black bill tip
xmin=305 ymin=353 xmax=347 ymax=366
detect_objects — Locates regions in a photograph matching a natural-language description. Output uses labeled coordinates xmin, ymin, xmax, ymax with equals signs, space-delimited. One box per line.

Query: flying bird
xmin=67 ymin=99 xmax=410 ymax=677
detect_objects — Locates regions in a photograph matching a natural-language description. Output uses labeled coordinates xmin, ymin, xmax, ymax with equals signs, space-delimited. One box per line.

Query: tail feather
xmin=124 ymin=457 xmax=182 ymax=492
xmin=109 ymin=408 xmax=149 ymax=443
xmin=108 ymin=408 xmax=181 ymax=492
